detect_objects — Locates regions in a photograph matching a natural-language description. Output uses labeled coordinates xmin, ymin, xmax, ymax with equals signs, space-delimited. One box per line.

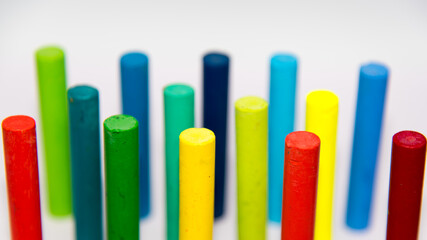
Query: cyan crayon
xmin=268 ymin=53 xmax=298 ymax=223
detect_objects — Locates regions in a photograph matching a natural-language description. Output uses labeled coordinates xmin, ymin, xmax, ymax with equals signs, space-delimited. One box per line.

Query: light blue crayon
xmin=120 ymin=52 xmax=150 ymax=218
xmin=346 ymin=62 xmax=388 ymax=229
xmin=268 ymin=53 xmax=298 ymax=223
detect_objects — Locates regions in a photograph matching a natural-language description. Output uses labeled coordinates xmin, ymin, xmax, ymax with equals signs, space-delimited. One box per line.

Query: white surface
xmin=1 ymin=0 xmax=427 ymax=239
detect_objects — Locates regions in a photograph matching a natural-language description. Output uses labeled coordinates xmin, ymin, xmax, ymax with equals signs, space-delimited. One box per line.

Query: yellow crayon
xmin=179 ymin=128 xmax=215 ymax=240
xmin=306 ymin=90 xmax=339 ymax=240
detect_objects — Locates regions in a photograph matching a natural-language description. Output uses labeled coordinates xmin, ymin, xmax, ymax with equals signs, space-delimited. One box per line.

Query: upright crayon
xmin=282 ymin=131 xmax=320 ymax=240
xmin=268 ymin=53 xmax=298 ymax=223
xmin=203 ymin=52 xmax=230 ymax=218
xmin=306 ymin=90 xmax=339 ymax=240
xmin=235 ymin=96 xmax=268 ymax=240
xmin=35 ymin=46 xmax=72 ymax=216
xmin=2 ymin=116 xmax=43 ymax=240
xmin=164 ymin=84 xmax=195 ymax=240
xmin=179 ymin=128 xmax=215 ymax=240
xmin=104 ymin=115 xmax=139 ymax=240
xmin=346 ymin=63 xmax=389 ymax=229
xmin=386 ymin=131 xmax=426 ymax=240
xmin=121 ymin=52 xmax=150 ymax=218
xmin=68 ymin=85 xmax=103 ymax=240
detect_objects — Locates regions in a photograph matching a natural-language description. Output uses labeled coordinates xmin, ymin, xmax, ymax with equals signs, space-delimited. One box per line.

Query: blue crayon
xmin=68 ymin=85 xmax=103 ymax=240
xmin=120 ymin=52 xmax=150 ymax=218
xmin=346 ymin=63 xmax=389 ymax=229
xmin=268 ymin=53 xmax=298 ymax=223
xmin=203 ymin=52 xmax=230 ymax=218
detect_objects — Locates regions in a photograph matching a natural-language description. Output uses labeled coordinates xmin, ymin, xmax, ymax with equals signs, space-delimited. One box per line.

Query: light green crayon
xmin=36 ymin=46 xmax=72 ymax=216
xmin=235 ymin=96 xmax=268 ymax=240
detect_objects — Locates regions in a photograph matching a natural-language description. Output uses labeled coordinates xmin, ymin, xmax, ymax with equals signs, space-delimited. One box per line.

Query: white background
xmin=1 ymin=0 xmax=427 ymax=239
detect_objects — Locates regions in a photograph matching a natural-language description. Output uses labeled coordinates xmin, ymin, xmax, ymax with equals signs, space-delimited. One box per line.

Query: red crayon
xmin=2 ymin=115 xmax=42 ymax=240
xmin=281 ymin=131 xmax=320 ymax=240
xmin=386 ymin=131 xmax=426 ymax=240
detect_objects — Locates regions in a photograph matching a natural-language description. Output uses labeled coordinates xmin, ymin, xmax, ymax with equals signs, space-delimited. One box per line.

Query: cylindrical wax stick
xmin=306 ymin=90 xmax=339 ymax=240
xmin=268 ymin=53 xmax=298 ymax=223
xmin=2 ymin=116 xmax=43 ymax=240
xmin=68 ymin=85 xmax=103 ymax=240
xmin=203 ymin=52 xmax=229 ymax=218
xmin=179 ymin=128 xmax=215 ymax=240
xmin=121 ymin=52 xmax=150 ymax=218
xmin=386 ymin=131 xmax=426 ymax=240
xmin=281 ymin=131 xmax=320 ymax=240
xmin=104 ymin=115 xmax=139 ymax=240
xmin=235 ymin=96 xmax=268 ymax=240
xmin=36 ymin=46 xmax=72 ymax=216
xmin=164 ymin=84 xmax=195 ymax=240
xmin=346 ymin=63 xmax=389 ymax=229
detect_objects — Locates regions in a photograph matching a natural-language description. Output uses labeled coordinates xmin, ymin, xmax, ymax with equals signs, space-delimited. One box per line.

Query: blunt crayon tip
xmin=203 ymin=53 xmax=229 ymax=67
xmin=271 ymin=53 xmax=297 ymax=67
xmin=180 ymin=128 xmax=215 ymax=146
xmin=164 ymin=84 xmax=194 ymax=97
xmin=306 ymin=90 xmax=339 ymax=110
xmin=393 ymin=130 xmax=426 ymax=149
xmin=2 ymin=115 xmax=35 ymax=132
xmin=286 ymin=131 xmax=320 ymax=150
xmin=360 ymin=63 xmax=388 ymax=80
xmin=36 ymin=46 xmax=64 ymax=61
xmin=235 ymin=96 xmax=268 ymax=112
xmin=121 ymin=52 xmax=148 ymax=68
xmin=68 ymin=85 xmax=98 ymax=102
xmin=104 ymin=114 xmax=138 ymax=133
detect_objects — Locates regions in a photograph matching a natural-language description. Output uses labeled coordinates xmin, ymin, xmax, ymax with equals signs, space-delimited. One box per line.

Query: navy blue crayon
xmin=68 ymin=85 xmax=103 ymax=240
xmin=121 ymin=52 xmax=150 ymax=218
xmin=203 ymin=52 xmax=230 ymax=218
xmin=346 ymin=63 xmax=389 ymax=229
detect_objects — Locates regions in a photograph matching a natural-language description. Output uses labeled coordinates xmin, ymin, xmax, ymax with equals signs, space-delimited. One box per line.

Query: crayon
xmin=164 ymin=84 xmax=195 ymax=240
xmin=35 ymin=46 xmax=72 ymax=216
xmin=281 ymin=131 xmax=320 ymax=240
xmin=203 ymin=52 xmax=229 ymax=218
xmin=306 ymin=90 xmax=339 ymax=240
xmin=2 ymin=116 xmax=43 ymax=240
xmin=104 ymin=115 xmax=139 ymax=240
xmin=386 ymin=131 xmax=426 ymax=240
xmin=68 ymin=85 xmax=103 ymax=240
xmin=235 ymin=96 xmax=268 ymax=240
xmin=268 ymin=53 xmax=298 ymax=223
xmin=121 ymin=52 xmax=150 ymax=218
xmin=346 ymin=63 xmax=389 ymax=229
xmin=179 ymin=128 xmax=215 ymax=240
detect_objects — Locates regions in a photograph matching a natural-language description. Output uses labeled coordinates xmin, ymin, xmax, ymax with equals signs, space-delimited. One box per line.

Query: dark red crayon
xmin=281 ymin=131 xmax=320 ymax=240
xmin=2 ymin=115 xmax=42 ymax=240
xmin=386 ymin=131 xmax=426 ymax=240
